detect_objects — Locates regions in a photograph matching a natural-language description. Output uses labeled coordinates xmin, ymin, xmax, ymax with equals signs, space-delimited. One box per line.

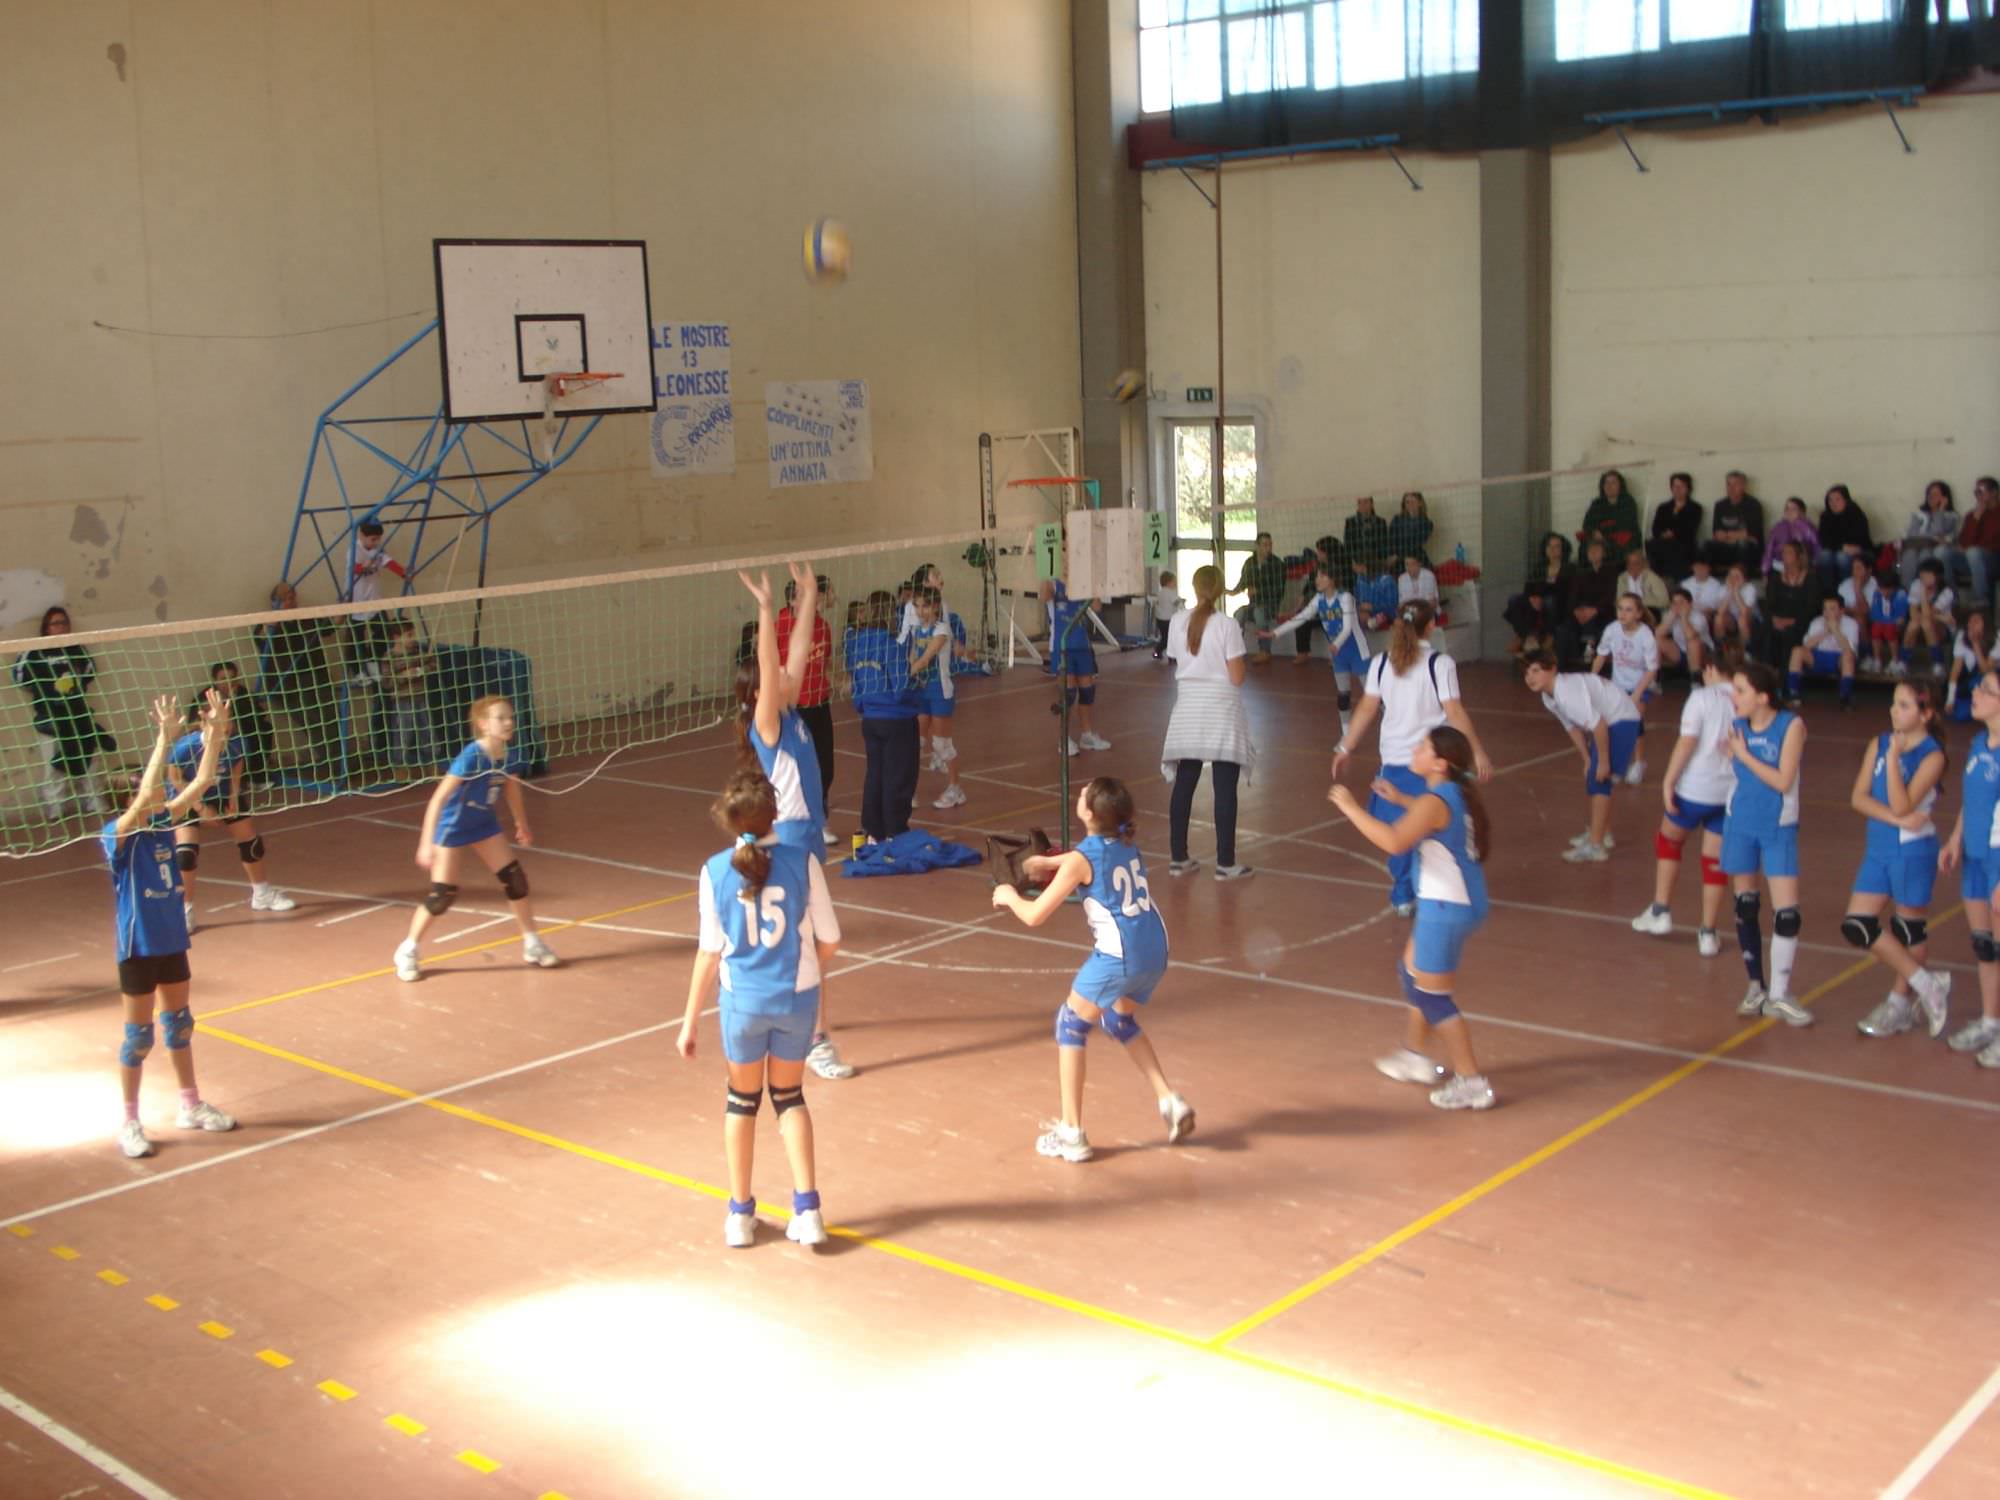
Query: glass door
xmin=1169 ymin=419 xmax=1259 ymax=608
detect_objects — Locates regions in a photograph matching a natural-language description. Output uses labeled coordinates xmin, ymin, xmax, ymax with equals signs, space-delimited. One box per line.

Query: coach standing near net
xmin=779 ymin=573 xmax=838 ymax=849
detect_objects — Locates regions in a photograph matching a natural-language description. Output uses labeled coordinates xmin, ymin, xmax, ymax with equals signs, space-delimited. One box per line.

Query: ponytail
xmin=1186 ymin=565 xmax=1224 ymax=656
xmin=713 ymin=769 xmax=779 ymax=896
xmin=1389 ymin=599 xmax=1435 ymax=675
xmin=1428 ymin=726 xmax=1491 ymax=863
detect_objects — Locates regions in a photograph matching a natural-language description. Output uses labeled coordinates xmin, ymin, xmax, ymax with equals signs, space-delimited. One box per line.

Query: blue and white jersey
xmin=1964 ymin=732 xmax=2000 ymax=858
xmin=1273 ymin=590 xmax=1370 ymax=660
xmin=1415 ymin=780 xmax=1488 ymax=917
xmin=909 ymin=620 xmax=955 ymax=699
xmin=168 ymin=729 xmax=236 ymax=804
xmin=845 ymin=626 xmax=918 ymax=719
xmin=1865 ymin=732 xmax=1942 ymax=850
xmin=1047 ymin=582 xmax=1089 ymax=653
xmin=1727 ymin=711 xmax=1801 ymax=830
xmin=698 ymin=839 xmax=841 ymax=1015
xmin=749 ymin=706 xmax=827 ymax=850
xmin=102 ymin=818 xmax=188 ymax=961
xmin=1075 ymin=834 xmax=1169 ymax=970
xmin=434 ymin=741 xmax=522 ymax=846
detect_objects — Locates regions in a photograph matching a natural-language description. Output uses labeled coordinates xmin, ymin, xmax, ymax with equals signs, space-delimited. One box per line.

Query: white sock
xmin=1770 ymin=935 xmax=1799 ymax=999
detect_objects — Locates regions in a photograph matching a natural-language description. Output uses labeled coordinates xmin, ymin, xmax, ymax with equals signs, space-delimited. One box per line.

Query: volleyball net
xmin=1 ymin=528 xmax=1016 ymax=857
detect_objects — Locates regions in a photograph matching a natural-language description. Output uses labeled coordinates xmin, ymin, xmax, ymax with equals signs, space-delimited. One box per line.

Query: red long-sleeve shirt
xmin=776 ymin=607 xmax=832 ymax=707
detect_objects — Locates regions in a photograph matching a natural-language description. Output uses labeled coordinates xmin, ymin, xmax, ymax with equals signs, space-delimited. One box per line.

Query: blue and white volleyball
xmin=803 ymin=218 xmax=851 ymax=284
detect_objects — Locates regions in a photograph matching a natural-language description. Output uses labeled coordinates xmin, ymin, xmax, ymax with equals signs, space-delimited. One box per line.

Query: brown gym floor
xmin=2 ymin=650 xmax=1995 ymax=1500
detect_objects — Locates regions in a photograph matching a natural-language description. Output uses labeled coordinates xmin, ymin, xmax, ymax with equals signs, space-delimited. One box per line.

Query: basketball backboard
xmin=433 ymin=239 xmax=655 ymax=423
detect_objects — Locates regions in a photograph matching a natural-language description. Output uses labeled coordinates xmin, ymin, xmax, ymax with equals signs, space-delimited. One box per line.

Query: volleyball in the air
xmin=803 ymin=218 xmax=851 ymax=284
xmin=1110 ymin=368 xmax=1145 ymax=403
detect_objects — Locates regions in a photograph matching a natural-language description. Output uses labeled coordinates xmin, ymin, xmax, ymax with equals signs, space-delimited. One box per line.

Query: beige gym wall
xmin=1551 ymin=92 xmax=2000 ymax=533
xmin=0 ymin=0 xmax=1081 ymax=630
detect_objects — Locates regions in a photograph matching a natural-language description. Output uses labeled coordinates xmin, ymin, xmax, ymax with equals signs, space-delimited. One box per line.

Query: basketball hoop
xmin=536 ymin=371 xmax=621 ymax=461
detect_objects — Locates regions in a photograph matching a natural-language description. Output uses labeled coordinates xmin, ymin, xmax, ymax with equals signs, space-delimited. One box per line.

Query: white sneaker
xmin=1625 ymin=760 xmax=1646 ymax=787
xmin=183 ymin=901 xmax=198 ymax=935
xmin=1913 ymin=970 xmax=1951 ymax=1038
xmin=394 ymin=939 xmax=422 ymax=983
xmin=807 ymin=1038 xmax=855 ymax=1080
xmin=1890 ymin=659 xmax=1909 ymax=677
xmin=1857 ymin=994 xmax=1914 ymax=1038
xmin=1763 ymin=993 xmax=1815 ymax=1027
xmin=1631 ymin=905 xmax=1673 ymax=937
xmin=1978 ymin=1039 xmax=2000 ymax=1069
xmin=118 ymin=1119 xmax=154 ymax=1158
xmin=1429 ymin=1074 xmax=1496 ymax=1111
xmin=926 ymin=750 xmax=946 ymax=773
xmin=724 ymin=1212 xmax=757 ymax=1249
xmin=175 ymin=1099 xmax=236 ymax=1132
xmin=1213 ymin=864 xmax=1254 ymax=882
xmin=1035 ymin=1120 xmax=1093 ymax=1162
xmin=1065 ymin=738 xmax=1081 ymax=757
xmin=1168 ymin=859 xmax=1200 ymax=878
xmin=1946 ymin=1016 xmax=2000 ymax=1053
xmin=1737 ymin=980 xmax=1768 ymax=1017
xmin=1697 ymin=928 xmax=1721 ymax=958
xmin=1563 ymin=840 xmax=1609 ymax=863
xmin=1160 ymin=1093 xmax=1196 ymax=1143
xmin=1079 ymin=732 xmax=1112 ymax=751
xmin=787 ymin=1209 xmax=828 ymax=1248
xmin=1375 ymin=1048 xmax=1446 ymax=1086
xmin=822 ymin=828 xmax=841 ymax=848
xmin=1568 ymin=830 xmax=1615 ymax=852
xmin=931 ymin=784 xmax=967 ymax=809
xmin=522 ymin=937 xmax=559 ymax=969
xmin=250 ymin=885 xmax=296 ymax=913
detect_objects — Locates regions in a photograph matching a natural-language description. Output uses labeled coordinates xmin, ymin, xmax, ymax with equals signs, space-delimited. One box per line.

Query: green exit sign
xmin=1186 ymin=386 xmax=1214 ymax=402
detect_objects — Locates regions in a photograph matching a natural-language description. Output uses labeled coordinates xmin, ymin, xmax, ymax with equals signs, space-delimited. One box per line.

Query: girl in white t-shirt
xmin=1656 ymin=587 xmax=1714 ymax=676
xmin=1944 ymin=609 xmax=1995 ymax=719
xmin=1333 ymin=600 xmax=1493 ymax=914
xmin=1162 ymin=565 xmax=1255 ymax=881
xmin=1594 ymin=594 xmax=1659 ymax=786
xmin=1522 ymin=649 xmax=1644 ymax=863
xmin=1632 ymin=647 xmax=1742 ymax=954
xmin=1714 ymin=563 xmax=1760 ymax=649
xmin=1903 ymin=557 xmax=1956 ymax=675
xmin=1397 ymin=556 xmax=1440 ymax=613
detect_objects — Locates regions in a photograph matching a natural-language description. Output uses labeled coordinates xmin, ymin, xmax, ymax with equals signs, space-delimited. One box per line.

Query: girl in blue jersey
xmin=678 ymin=770 xmax=843 ymax=1249
xmin=740 ymin=564 xmax=853 ymax=1080
xmin=104 ymin=690 xmax=236 ymax=1158
xmin=167 ymin=696 xmax=295 ymax=934
xmin=1847 ymin=681 xmax=1953 ymax=1040
xmin=992 ymin=776 xmax=1193 ymax=1162
xmin=1263 ymin=562 xmax=1371 ymax=737
xmin=392 ymin=695 xmax=557 ymax=981
xmin=1939 ymin=671 xmax=2000 ymax=1066
xmin=909 ymin=587 xmax=966 ymax=810
xmin=1039 ymin=577 xmax=1110 ymax=755
xmin=1331 ymin=726 xmax=1497 ymax=1111
xmin=1720 ymin=662 xmax=1811 ymax=1025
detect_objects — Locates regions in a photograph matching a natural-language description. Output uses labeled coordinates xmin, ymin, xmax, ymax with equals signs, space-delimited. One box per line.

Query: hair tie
xmin=737 ymin=832 xmax=758 ymax=847
xmin=1118 ymin=821 xmax=1134 ymax=836
xmin=1400 ymin=604 xmax=1420 ymax=622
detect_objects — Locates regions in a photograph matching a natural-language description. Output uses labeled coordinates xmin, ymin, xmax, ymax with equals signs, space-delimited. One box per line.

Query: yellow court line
xmin=199 ymin=888 xmax=700 ymax=1021
xmin=190 ymin=1021 xmax=1736 ymax=1500
xmin=1209 ymin=908 xmax=1964 ymax=1350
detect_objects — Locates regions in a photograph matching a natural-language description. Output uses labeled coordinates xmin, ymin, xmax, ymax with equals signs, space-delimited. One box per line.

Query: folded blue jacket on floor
xmin=841 ymin=830 xmax=982 ymax=878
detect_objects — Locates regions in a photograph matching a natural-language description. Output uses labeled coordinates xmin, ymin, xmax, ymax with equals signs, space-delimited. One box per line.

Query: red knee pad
xmin=1655 ymin=830 xmax=1685 ymax=862
xmin=1700 ymin=854 xmax=1726 ymax=887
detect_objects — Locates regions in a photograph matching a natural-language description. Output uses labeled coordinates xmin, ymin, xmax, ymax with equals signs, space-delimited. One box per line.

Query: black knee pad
xmin=1890 ymin=915 xmax=1927 ymax=949
xmin=1973 ymin=930 xmax=1998 ymax=964
xmin=175 ymin=844 xmax=200 ymax=873
xmin=725 ymin=1088 xmax=761 ymax=1117
xmin=497 ymin=861 xmax=529 ymax=902
xmin=422 ymin=882 xmax=459 ymax=916
xmin=1337 ymin=690 xmax=1352 ymax=713
xmin=236 ymin=835 xmax=265 ymax=865
xmin=1840 ymin=913 xmax=1881 ymax=950
xmin=1773 ymin=906 xmax=1802 ymax=939
xmin=1733 ymin=891 xmax=1761 ymax=924
xmin=770 ymin=1085 xmax=806 ymax=1117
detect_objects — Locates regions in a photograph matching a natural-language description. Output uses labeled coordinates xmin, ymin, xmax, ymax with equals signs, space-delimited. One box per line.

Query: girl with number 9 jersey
xmin=991 ymin=777 xmax=1193 ymax=1164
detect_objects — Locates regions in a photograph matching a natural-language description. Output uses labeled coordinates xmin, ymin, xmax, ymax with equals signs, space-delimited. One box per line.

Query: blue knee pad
xmin=119 ymin=1021 xmax=155 ymax=1067
xmin=1399 ymin=962 xmax=1459 ymax=1024
xmin=160 ymin=1006 xmax=194 ymax=1050
xmin=1054 ymin=1002 xmax=1091 ymax=1047
xmin=1077 ymin=685 xmax=1096 ymax=706
xmin=1100 ymin=1008 xmax=1140 ymax=1044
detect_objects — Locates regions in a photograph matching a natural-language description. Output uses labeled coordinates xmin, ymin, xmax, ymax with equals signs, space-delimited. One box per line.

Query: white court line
xmin=316 ymin=902 xmax=391 ymax=928
xmin=2 ymin=952 xmax=79 ymax=974
xmin=0 ymin=1383 xmax=180 ymax=1500
xmin=1879 ymin=1362 xmax=2000 ymax=1500
xmin=431 ymin=915 xmax=513 ymax=946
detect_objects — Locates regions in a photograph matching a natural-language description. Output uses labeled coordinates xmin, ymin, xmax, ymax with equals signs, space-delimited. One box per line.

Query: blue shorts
xmin=1072 ymin=950 xmax=1166 ymax=1007
xmin=1585 ymin=720 xmax=1643 ymax=796
xmin=435 ymin=815 xmax=503 ymax=849
xmin=1057 ymin=647 xmax=1098 ymax=679
xmin=1811 ymin=649 xmax=1848 ymax=676
xmin=1412 ymin=899 xmax=1485 ymax=974
xmin=721 ymin=999 xmax=817 ymax=1065
xmin=1853 ymin=840 xmax=1939 ymax=908
xmin=1963 ymin=856 xmax=1998 ymax=908
xmin=1666 ymin=798 xmax=1728 ymax=834
xmin=1330 ymin=640 xmax=1368 ymax=677
xmin=919 ymin=682 xmax=955 ymax=719
xmin=1720 ymin=822 xmax=1800 ymax=879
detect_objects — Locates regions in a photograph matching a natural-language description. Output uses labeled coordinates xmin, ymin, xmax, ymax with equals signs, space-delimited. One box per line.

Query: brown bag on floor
xmin=987 ymin=827 xmax=1055 ymax=896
